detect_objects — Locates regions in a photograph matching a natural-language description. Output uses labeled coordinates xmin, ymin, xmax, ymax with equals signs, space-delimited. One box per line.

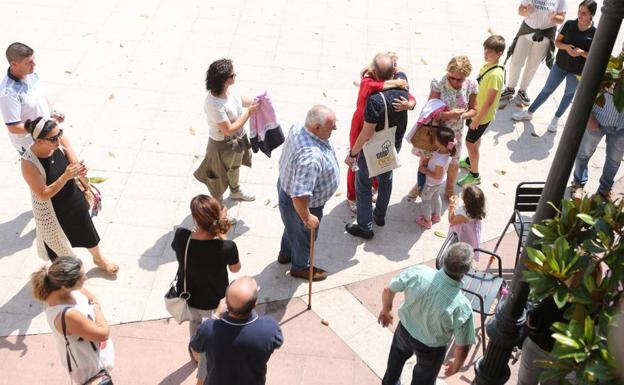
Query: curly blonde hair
xmin=446 ymin=55 xmax=472 ymax=77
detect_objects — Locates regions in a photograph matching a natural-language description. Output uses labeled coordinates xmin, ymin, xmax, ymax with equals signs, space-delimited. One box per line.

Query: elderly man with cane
xmin=378 ymin=242 xmax=476 ymax=385
xmin=277 ymin=105 xmax=340 ymax=282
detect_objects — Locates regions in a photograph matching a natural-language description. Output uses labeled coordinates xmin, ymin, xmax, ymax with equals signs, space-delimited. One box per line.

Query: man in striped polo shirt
xmin=378 ymin=242 xmax=476 ymax=385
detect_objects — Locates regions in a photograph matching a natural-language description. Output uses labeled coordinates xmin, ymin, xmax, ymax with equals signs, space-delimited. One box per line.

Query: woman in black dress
xmin=21 ymin=117 xmax=118 ymax=274
xmin=171 ymin=194 xmax=240 ymax=383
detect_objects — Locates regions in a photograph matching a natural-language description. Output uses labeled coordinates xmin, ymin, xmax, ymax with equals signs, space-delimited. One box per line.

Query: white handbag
xmin=362 ymin=93 xmax=401 ymax=177
xmin=164 ymin=233 xmax=193 ymax=324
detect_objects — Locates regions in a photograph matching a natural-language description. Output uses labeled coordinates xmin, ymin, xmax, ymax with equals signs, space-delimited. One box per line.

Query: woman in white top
xmin=31 ymin=256 xmax=114 ymax=384
xmin=194 ymin=58 xmax=259 ymax=204
xmin=502 ymin=0 xmax=567 ymax=106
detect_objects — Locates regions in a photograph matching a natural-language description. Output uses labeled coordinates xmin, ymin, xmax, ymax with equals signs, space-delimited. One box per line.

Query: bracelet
xmin=349 ymin=150 xmax=357 ymax=158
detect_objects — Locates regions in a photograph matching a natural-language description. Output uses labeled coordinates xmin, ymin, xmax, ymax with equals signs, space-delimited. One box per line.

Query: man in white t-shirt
xmin=0 ymin=42 xmax=66 ymax=155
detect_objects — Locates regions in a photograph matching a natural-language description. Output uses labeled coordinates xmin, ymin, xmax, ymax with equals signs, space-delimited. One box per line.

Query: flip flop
xmin=416 ymin=216 xmax=432 ymax=229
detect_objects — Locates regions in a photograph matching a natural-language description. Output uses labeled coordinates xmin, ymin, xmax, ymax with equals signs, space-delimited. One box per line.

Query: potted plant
xmin=523 ymin=196 xmax=623 ymax=384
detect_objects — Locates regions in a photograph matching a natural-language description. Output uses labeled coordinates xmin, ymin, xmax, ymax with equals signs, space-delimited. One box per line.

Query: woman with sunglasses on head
xmin=21 ymin=117 xmax=118 ymax=273
xmin=194 ymin=59 xmax=259 ymax=213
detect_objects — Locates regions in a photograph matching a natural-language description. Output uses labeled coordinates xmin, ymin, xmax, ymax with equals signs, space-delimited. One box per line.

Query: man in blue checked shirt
xmin=571 ymin=92 xmax=624 ymax=202
xmin=379 ymin=242 xmax=476 ymax=385
xmin=277 ymin=105 xmax=340 ymax=282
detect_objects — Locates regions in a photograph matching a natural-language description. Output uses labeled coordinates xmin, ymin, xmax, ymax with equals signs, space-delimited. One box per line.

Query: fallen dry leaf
xmin=488 ymin=27 xmax=495 ymax=35
xmin=108 ymin=93 xmax=115 ymax=100
xmin=107 ymin=151 xmax=116 ymax=158
xmin=265 ymin=199 xmax=271 ymax=206
xmin=420 ymin=58 xmax=428 ymax=65
xmin=434 ymin=230 xmax=446 ymax=238
xmin=493 ymin=182 xmax=499 ymax=188
xmin=64 ymin=70 xmax=72 ymax=74
xmin=495 ymin=170 xmax=507 ymax=175
xmin=88 ymin=177 xmax=108 ymax=184
xmin=189 ymin=127 xmax=197 ymax=136
xmin=322 ymin=91 xmax=327 ymax=97
xmin=273 ymin=203 xmax=279 ymax=208
xmin=139 ymin=14 xmax=149 ymax=18
xmin=335 ymin=192 xmax=342 ymax=197
xmin=321 ymin=319 xmax=329 ymax=326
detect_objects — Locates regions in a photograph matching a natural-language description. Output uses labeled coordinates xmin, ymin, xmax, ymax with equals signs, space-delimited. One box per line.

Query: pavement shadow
xmin=138 ymin=215 xmax=193 ymax=271
xmin=157 ymin=361 xmax=196 ymax=385
xmin=488 ymin=103 xmax=516 ymax=145
xmin=0 ymin=282 xmax=42 ymax=354
xmin=0 ymin=211 xmax=35 ymax=258
xmin=507 ymin=121 xmax=555 ymax=163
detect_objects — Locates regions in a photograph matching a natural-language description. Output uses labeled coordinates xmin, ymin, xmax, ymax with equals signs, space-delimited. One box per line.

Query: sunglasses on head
xmin=41 ymin=129 xmax=64 ymax=143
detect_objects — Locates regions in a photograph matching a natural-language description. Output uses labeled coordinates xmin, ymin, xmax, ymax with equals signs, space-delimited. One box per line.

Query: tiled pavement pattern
xmin=1 ymin=0 xmax=624 ymax=383
xmin=3 ymin=179 xmax=622 ymax=385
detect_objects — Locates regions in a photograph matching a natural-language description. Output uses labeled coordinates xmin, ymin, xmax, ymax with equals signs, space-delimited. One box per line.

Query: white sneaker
xmin=547 ymin=116 xmax=559 ymax=133
xmin=511 ymin=110 xmax=533 ymax=121
xmin=229 ymin=191 xmax=256 ymax=201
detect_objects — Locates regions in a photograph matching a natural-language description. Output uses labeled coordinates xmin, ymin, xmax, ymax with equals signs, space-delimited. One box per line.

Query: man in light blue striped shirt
xmin=379 ymin=243 xmax=476 ymax=385
xmin=277 ymin=105 xmax=340 ymax=281
xmin=572 ymin=92 xmax=624 ymax=201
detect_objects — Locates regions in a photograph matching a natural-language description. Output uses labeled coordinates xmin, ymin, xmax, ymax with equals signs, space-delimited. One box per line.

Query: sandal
xmin=431 ymin=214 xmax=441 ymax=223
xmin=416 ymin=216 xmax=432 ymax=229
xmin=94 ymin=258 xmax=119 ymax=274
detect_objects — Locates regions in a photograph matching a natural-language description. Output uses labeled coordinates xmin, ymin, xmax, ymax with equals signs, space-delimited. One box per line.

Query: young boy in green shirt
xmin=458 ymin=35 xmax=506 ymax=187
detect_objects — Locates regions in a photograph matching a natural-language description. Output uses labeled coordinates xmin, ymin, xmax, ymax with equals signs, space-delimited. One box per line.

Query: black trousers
xmin=382 ymin=322 xmax=447 ymax=385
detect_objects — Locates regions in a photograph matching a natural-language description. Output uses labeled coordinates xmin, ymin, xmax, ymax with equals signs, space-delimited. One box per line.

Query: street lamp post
xmin=473 ymin=1 xmax=624 ymax=384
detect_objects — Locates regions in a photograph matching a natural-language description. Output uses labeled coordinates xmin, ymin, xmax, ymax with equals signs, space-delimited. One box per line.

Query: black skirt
xmin=38 ymin=149 xmax=100 ymax=249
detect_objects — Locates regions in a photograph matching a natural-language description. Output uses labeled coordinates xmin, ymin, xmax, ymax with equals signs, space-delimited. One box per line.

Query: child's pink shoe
xmin=431 ymin=214 xmax=441 ymax=223
xmin=417 ymin=216 xmax=432 ymax=229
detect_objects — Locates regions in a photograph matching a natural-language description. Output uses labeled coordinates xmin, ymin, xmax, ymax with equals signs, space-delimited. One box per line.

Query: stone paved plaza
xmin=1 ymin=0 xmax=623 ymax=384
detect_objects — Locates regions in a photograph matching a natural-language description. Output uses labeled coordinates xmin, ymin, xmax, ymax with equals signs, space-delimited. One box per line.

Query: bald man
xmin=190 ymin=276 xmax=283 ymax=385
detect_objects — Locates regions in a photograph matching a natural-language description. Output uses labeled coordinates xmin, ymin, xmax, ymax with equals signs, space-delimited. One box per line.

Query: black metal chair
xmin=435 ymin=231 xmax=505 ymax=355
xmin=492 ymin=182 xmax=545 ymax=269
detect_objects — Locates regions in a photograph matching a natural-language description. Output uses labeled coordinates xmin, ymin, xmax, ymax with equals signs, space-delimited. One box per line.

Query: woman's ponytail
xmin=31 ymin=266 xmax=51 ymax=302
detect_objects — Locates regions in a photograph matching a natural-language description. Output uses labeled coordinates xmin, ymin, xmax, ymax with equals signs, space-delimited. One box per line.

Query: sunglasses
xmin=41 ymin=129 xmax=64 ymax=143
xmin=447 ymin=75 xmax=466 ymax=83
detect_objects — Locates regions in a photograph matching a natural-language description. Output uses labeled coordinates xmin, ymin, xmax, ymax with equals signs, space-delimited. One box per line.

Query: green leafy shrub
xmin=523 ymin=197 xmax=624 ymax=384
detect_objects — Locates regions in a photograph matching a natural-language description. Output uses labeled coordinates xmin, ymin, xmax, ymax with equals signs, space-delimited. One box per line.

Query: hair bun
xmin=24 ymin=119 xmax=34 ymax=134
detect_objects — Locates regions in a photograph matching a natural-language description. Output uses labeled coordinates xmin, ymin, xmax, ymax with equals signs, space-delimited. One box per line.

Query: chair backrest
xmin=513 ymin=182 xmax=545 ymax=213
xmin=435 ymin=231 xmax=459 ymax=270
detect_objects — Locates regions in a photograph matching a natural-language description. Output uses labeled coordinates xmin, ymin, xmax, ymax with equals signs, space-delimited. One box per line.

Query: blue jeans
xmin=573 ymin=126 xmax=624 ymax=193
xmin=417 ymin=171 xmax=426 ymax=192
xmin=528 ymin=63 xmax=579 ymax=118
xmin=278 ymin=185 xmax=324 ymax=271
xmin=355 ymin=152 xmax=393 ymax=231
xmin=382 ymin=322 xmax=447 ymax=385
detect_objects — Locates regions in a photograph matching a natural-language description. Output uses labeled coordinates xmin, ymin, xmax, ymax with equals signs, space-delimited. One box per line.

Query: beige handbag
xmin=362 ymin=93 xmax=401 ymax=177
xmin=164 ymin=234 xmax=192 ymax=324
xmin=410 ymin=124 xmax=438 ymax=152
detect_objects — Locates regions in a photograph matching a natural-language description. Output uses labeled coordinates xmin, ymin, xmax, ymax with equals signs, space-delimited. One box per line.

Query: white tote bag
xmin=164 ymin=233 xmax=193 ymax=324
xmin=362 ymin=93 xmax=401 ymax=177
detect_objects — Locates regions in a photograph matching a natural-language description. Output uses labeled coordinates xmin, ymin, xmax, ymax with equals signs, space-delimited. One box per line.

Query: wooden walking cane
xmin=307 ymin=227 xmax=316 ymax=310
